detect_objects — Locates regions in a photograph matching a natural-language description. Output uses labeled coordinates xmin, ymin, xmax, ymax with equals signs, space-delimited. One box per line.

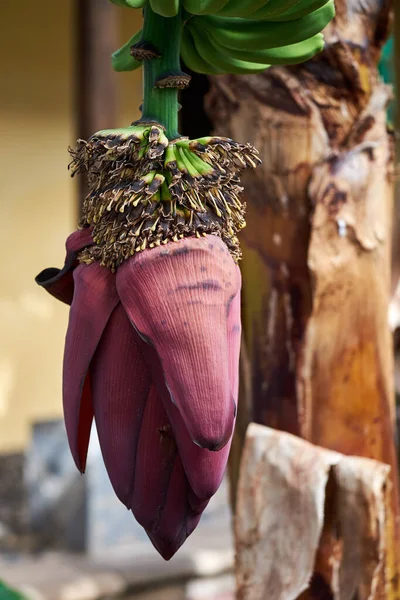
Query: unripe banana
xmin=209 ymin=31 xmax=325 ymax=65
xmin=265 ymin=0 xmax=331 ymax=21
xmin=149 ymin=0 xmax=179 ymax=17
xmin=202 ymin=0 xmax=335 ymax=51
xmin=179 ymin=147 xmax=215 ymax=176
xmin=174 ymin=146 xmax=190 ymax=174
xmin=216 ymin=0 xmax=272 ymax=18
xmin=244 ymin=0 xmax=308 ymax=19
xmin=181 ymin=28 xmax=222 ymax=74
xmin=189 ymin=23 xmax=270 ymax=74
xmin=183 ymin=0 xmax=230 ymax=16
xmin=177 ymin=147 xmax=203 ymax=177
xmin=164 ymin=144 xmax=178 ymax=170
xmin=112 ymin=30 xmax=143 ymax=72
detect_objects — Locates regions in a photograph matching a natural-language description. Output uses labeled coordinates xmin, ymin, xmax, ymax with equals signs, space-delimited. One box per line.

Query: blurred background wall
xmin=0 ymin=0 xmax=142 ymax=454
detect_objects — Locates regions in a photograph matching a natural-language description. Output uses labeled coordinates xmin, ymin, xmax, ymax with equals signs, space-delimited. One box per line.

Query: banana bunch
xmin=111 ymin=0 xmax=333 ymax=19
xmin=112 ymin=0 xmax=335 ymax=75
xmin=165 ymin=139 xmax=216 ymax=179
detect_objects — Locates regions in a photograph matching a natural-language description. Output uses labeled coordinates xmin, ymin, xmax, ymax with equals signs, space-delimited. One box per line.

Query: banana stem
xmin=140 ymin=5 xmax=183 ymax=139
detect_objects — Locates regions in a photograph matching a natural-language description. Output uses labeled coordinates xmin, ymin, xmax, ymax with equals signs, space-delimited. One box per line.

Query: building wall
xmin=0 ymin=1 xmax=142 ymax=453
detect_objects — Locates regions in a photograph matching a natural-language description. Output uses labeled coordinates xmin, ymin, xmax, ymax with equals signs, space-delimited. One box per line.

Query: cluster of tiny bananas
xmin=112 ymin=0 xmax=335 ymax=75
xmin=69 ymin=124 xmax=260 ymax=271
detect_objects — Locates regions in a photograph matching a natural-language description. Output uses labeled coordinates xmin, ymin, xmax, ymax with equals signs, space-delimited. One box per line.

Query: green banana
xmin=112 ymin=30 xmax=142 ymax=72
xmin=141 ymin=170 xmax=157 ymax=185
xmin=149 ymin=0 xmax=179 ymax=16
xmin=265 ymin=0 xmax=331 ymax=21
xmin=241 ymin=0 xmax=305 ymax=19
xmin=183 ymin=0 xmax=230 ymax=16
xmin=160 ymin=180 xmax=172 ymax=201
xmin=202 ymin=0 xmax=335 ymax=51
xmin=177 ymin=147 xmax=201 ymax=177
xmin=109 ymin=0 xmax=146 ymax=7
xmin=164 ymin=144 xmax=178 ymax=169
xmin=180 ymin=147 xmax=215 ymax=176
xmin=181 ymin=28 xmax=222 ymax=74
xmin=174 ymin=146 xmax=190 ymax=173
xmin=189 ymin=22 xmax=270 ymax=74
xmin=208 ymin=31 xmax=325 ymax=65
xmin=109 ymin=0 xmax=334 ymax=81
xmin=216 ymin=0 xmax=271 ymax=18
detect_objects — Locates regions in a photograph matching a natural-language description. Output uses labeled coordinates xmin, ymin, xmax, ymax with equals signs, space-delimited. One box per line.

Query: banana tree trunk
xmin=207 ymin=0 xmax=400 ymax=593
xmin=394 ymin=5 xmax=400 ymax=292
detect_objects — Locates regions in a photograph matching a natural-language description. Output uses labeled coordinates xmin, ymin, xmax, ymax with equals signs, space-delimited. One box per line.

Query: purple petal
xmin=130 ymin=385 xmax=178 ymax=536
xmin=227 ymin=284 xmax=241 ymax=404
xmin=130 ymin=385 xmax=209 ymax=560
xmin=63 ymin=262 xmax=119 ymax=472
xmin=35 ymin=228 xmax=94 ymax=305
xmin=117 ymin=236 xmax=241 ymax=452
xmin=160 ymin=288 xmax=241 ymax=502
xmin=137 ymin=340 xmax=233 ymax=502
xmin=147 ymin=455 xmax=189 ymax=560
xmin=90 ymin=304 xmax=151 ymax=506
xmin=148 ymin=456 xmax=213 ymax=559
xmin=171 ymin=402 xmax=233 ymax=500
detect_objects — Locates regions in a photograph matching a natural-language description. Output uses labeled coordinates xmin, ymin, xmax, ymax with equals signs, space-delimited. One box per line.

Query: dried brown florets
xmin=69 ymin=124 xmax=261 ymax=271
xmin=130 ymin=41 xmax=161 ymax=60
xmin=155 ymin=72 xmax=192 ymax=89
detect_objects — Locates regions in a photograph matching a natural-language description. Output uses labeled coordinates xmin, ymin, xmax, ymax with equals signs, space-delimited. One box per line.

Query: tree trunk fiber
xmin=207 ymin=0 xmax=400 ymax=594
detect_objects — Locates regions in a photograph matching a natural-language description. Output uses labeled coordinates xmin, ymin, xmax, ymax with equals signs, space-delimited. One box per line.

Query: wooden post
xmin=75 ymin=0 xmax=118 ymax=213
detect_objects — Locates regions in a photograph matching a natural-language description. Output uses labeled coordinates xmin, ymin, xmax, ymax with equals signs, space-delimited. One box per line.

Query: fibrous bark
xmin=206 ymin=0 xmax=400 ymax=595
xmin=236 ymin=424 xmax=391 ymax=600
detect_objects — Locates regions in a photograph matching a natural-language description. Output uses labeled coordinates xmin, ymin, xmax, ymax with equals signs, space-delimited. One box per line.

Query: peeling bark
xmin=206 ymin=0 xmax=399 ymax=594
xmin=236 ymin=424 xmax=391 ymax=600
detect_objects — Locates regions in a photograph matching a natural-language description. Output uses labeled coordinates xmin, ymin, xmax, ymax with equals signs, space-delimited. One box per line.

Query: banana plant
xmin=36 ymin=0 xmax=335 ymax=559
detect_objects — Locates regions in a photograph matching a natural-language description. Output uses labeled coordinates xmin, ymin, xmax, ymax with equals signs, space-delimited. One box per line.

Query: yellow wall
xmin=0 ymin=2 xmax=142 ymax=453
xmin=119 ymin=11 xmax=143 ymax=126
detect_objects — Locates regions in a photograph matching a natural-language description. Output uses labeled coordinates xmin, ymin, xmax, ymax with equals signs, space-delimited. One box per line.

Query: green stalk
xmin=140 ymin=5 xmax=183 ymax=139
